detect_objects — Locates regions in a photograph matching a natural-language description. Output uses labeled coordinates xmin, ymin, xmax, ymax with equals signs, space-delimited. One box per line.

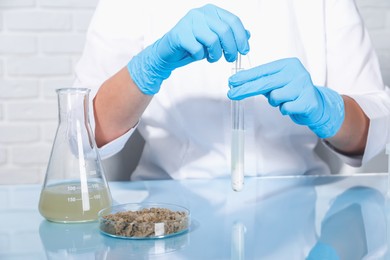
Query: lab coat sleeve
xmin=324 ymin=0 xmax=390 ymax=166
xmin=73 ymin=0 xmax=147 ymax=159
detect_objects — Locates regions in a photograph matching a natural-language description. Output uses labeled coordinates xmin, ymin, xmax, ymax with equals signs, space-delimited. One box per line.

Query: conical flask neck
xmin=57 ymin=88 xmax=90 ymax=123
xmin=55 ymin=88 xmax=95 ymax=159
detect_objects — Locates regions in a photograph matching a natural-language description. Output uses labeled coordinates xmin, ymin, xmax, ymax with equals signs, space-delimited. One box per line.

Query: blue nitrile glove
xmin=127 ymin=4 xmax=250 ymax=95
xmin=306 ymin=242 xmax=340 ymax=260
xmin=228 ymin=57 xmax=344 ymax=139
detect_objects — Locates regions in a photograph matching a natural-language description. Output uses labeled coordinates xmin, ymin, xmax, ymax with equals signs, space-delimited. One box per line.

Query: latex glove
xmin=127 ymin=4 xmax=250 ymax=95
xmin=306 ymin=242 xmax=340 ymax=260
xmin=228 ymin=57 xmax=344 ymax=139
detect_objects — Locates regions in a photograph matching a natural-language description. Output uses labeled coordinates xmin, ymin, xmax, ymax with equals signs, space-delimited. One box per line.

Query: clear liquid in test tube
xmin=387 ymin=144 xmax=390 ymax=197
xmin=231 ymin=54 xmax=245 ymax=192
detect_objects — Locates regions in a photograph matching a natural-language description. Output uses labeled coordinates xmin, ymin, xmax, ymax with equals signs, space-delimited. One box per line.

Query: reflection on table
xmin=0 ymin=173 xmax=389 ymax=260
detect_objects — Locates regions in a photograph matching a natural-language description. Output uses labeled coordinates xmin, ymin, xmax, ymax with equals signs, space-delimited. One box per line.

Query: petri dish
xmin=98 ymin=202 xmax=190 ymax=240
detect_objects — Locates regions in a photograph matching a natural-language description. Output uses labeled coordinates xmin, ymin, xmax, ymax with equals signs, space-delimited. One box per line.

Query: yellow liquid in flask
xmin=39 ymin=182 xmax=112 ymax=223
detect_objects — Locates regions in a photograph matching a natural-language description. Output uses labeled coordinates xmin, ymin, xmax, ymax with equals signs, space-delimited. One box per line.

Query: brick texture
xmin=0 ymin=0 xmax=100 ymax=184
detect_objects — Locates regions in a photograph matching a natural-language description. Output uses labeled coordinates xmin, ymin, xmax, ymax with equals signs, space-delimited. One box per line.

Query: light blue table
xmin=0 ymin=174 xmax=389 ymax=259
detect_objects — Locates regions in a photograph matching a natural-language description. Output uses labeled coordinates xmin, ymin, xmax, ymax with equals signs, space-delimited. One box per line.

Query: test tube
xmin=231 ymin=54 xmax=245 ymax=192
xmin=231 ymin=221 xmax=246 ymax=260
xmin=387 ymin=144 xmax=390 ymax=197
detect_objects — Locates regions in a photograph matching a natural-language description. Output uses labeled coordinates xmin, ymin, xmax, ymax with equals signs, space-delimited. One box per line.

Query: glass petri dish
xmin=98 ymin=202 xmax=190 ymax=240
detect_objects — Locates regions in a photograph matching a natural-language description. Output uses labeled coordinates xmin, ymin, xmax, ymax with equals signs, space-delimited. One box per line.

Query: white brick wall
xmin=0 ymin=0 xmax=99 ymax=184
xmin=0 ymin=0 xmax=389 ymax=184
xmin=358 ymin=0 xmax=390 ymax=85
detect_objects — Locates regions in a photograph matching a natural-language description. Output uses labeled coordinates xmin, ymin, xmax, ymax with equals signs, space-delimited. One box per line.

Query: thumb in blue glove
xmin=227 ymin=57 xmax=344 ymax=139
xmin=127 ymin=4 xmax=250 ymax=95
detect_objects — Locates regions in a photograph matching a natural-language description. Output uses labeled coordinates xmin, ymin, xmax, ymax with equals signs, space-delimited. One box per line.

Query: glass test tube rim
xmin=232 ymin=54 xmax=245 ymax=130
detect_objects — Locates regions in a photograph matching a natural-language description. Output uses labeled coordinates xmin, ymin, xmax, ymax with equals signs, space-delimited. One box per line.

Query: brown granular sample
xmin=100 ymin=207 xmax=189 ymax=238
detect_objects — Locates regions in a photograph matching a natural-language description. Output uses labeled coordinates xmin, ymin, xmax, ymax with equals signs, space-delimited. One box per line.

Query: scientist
xmin=74 ymin=0 xmax=390 ymax=180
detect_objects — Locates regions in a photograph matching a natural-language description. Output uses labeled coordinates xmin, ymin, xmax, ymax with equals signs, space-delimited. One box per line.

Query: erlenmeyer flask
xmin=39 ymin=88 xmax=112 ymax=223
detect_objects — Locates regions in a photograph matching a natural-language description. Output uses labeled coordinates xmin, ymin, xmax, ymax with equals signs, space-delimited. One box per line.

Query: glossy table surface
xmin=0 ymin=174 xmax=389 ymax=260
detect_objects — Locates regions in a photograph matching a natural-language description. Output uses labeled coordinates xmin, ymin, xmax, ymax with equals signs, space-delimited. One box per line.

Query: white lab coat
xmin=74 ymin=0 xmax=390 ymax=180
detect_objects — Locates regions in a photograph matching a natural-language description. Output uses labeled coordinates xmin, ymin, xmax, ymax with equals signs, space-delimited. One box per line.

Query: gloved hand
xmin=306 ymin=242 xmax=340 ymax=260
xmin=127 ymin=4 xmax=250 ymax=95
xmin=228 ymin=57 xmax=344 ymax=139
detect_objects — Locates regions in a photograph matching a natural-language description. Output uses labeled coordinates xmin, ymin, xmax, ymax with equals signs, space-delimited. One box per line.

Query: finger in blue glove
xmin=128 ymin=4 xmax=251 ymax=95
xmin=228 ymin=57 xmax=344 ymax=138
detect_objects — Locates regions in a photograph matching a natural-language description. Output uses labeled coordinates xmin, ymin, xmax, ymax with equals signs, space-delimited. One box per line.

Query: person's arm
xmin=323 ymin=0 xmax=389 ymax=164
xmin=228 ymin=57 xmax=375 ymax=157
xmin=93 ymin=4 xmax=250 ymax=147
xmin=228 ymin=57 xmax=372 ymax=156
xmin=93 ymin=67 xmax=152 ymax=147
xmin=325 ymin=95 xmax=369 ymax=156
xmin=228 ymin=57 xmax=368 ymax=155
